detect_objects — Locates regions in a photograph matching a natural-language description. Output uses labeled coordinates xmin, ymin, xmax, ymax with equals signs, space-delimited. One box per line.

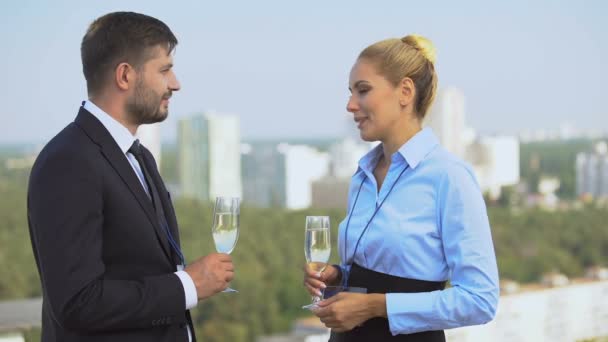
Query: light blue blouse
xmin=338 ymin=127 xmax=499 ymax=335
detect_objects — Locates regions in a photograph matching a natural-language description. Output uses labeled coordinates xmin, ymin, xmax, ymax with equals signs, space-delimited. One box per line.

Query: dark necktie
xmin=129 ymin=139 xmax=185 ymax=266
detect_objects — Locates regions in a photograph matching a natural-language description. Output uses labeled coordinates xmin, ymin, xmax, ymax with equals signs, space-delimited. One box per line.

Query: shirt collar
xmin=82 ymin=100 xmax=136 ymax=154
xmin=397 ymin=127 xmax=439 ymax=169
xmin=357 ymin=143 xmax=383 ymax=175
xmin=356 ymin=127 xmax=439 ymax=174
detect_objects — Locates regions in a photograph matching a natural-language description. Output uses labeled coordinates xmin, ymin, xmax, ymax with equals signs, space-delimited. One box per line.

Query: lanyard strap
xmin=342 ymin=163 xmax=409 ymax=285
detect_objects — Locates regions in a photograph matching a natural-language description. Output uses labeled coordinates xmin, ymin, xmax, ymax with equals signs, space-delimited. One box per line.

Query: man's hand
xmin=303 ymin=264 xmax=340 ymax=297
xmin=185 ymin=253 xmax=234 ymax=300
xmin=313 ymin=293 xmax=386 ymax=332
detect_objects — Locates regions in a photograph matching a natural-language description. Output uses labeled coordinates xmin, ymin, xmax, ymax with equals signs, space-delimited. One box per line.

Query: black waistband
xmin=348 ymin=263 xmax=446 ymax=293
xmin=330 ymin=263 xmax=446 ymax=342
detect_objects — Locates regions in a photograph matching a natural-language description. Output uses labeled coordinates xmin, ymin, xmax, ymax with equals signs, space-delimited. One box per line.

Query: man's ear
xmin=115 ymin=62 xmax=135 ymax=91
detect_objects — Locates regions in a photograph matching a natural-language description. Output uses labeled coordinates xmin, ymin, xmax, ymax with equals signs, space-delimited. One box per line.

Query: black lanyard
xmin=342 ymin=163 xmax=409 ymax=284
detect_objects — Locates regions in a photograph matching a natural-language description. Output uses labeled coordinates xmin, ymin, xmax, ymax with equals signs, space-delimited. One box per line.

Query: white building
xmin=304 ymin=137 xmax=374 ymax=210
xmin=424 ymin=87 xmax=467 ymax=158
xmin=281 ymin=144 xmax=330 ymax=210
xmin=178 ymin=112 xmax=242 ymax=202
xmin=328 ymin=138 xmax=372 ymax=179
xmin=136 ymin=123 xmax=161 ymax=168
xmin=445 ymin=279 xmax=608 ymax=342
xmin=466 ymin=136 xmax=520 ymax=199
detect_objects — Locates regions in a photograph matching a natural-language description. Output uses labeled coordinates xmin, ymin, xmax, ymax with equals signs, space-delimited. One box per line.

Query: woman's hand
xmin=303 ymin=264 xmax=341 ymax=297
xmin=313 ymin=293 xmax=387 ymax=332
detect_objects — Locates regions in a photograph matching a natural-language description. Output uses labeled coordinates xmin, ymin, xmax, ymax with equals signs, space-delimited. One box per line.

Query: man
xmin=27 ymin=12 xmax=233 ymax=341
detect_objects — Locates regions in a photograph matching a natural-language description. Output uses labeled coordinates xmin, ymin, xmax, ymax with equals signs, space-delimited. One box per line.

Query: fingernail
xmin=317 ymin=291 xmax=322 ymax=296
xmin=320 ymin=283 xmax=327 ymax=289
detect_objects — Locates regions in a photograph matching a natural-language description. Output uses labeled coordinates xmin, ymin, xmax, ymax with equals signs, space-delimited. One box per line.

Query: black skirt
xmin=329 ymin=263 xmax=446 ymax=342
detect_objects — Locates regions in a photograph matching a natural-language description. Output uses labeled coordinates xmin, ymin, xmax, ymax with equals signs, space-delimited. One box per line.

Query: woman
xmin=303 ymin=35 xmax=499 ymax=341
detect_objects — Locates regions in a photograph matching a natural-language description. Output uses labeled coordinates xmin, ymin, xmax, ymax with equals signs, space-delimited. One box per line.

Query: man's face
xmin=126 ymin=45 xmax=180 ymax=125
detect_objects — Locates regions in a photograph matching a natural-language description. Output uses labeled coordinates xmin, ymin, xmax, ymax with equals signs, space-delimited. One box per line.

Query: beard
xmin=126 ymin=78 xmax=171 ymax=125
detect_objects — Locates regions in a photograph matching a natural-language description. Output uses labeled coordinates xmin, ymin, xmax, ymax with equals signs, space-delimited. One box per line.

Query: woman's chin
xmin=359 ymin=130 xmax=378 ymax=142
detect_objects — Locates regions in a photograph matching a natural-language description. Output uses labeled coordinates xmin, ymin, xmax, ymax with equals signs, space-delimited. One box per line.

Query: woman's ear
xmin=399 ymin=77 xmax=415 ymax=107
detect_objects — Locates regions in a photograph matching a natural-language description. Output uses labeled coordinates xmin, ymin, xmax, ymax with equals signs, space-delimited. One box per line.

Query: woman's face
xmin=346 ymin=59 xmax=405 ymax=142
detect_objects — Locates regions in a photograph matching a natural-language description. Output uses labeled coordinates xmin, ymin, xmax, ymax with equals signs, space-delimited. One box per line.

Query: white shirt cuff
xmin=175 ymin=270 xmax=198 ymax=310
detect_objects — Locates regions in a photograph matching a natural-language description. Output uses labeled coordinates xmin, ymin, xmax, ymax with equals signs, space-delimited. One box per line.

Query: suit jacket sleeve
xmin=28 ymin=145 xmax=188 ymax=333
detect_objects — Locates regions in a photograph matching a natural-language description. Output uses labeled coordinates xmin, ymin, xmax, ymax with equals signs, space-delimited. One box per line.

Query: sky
xmin=0 ymin=0 xmax=606 ymax=143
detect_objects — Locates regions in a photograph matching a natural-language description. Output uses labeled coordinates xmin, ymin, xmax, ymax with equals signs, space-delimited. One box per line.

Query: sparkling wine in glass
xmin=212 ymin=196 xmax=240 ymax=293
xmin=302 ymin=215 xmax=331 ymax=309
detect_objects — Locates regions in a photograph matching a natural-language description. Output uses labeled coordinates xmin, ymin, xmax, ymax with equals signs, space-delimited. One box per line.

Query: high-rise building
xmin=178 ymin=113 xmax=241 ymax=202
xmin=241 ymin=143 xmax=329 ymax=209
xmin=424 ymin=87 xmax=466 ymax=157
xmin=576 ymin=141 xmax=608 ymax=199
xmin=601 ymin=156 xmax=608 ymax=197
xmin=136 ymin=123 xmax=162 ymax=168
xmin=241 ymin=143 xmax=286 ymax=208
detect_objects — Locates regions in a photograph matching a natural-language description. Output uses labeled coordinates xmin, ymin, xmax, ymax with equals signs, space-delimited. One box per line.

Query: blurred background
xmin=1 ymin=0 xmax=607 ymax=341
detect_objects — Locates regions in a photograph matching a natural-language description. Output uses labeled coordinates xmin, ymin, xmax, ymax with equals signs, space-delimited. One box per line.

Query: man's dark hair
xmin=81 ymin=12 xmax=178 ymax=96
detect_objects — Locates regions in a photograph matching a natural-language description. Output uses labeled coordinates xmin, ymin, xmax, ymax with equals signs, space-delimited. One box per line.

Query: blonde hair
xmin=358 ymin=34 xmax=438 ymax=119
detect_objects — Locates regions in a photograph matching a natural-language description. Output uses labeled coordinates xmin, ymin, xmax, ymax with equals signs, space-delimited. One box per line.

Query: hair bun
xmin=401 ymin=34 xmax=436 ymax=64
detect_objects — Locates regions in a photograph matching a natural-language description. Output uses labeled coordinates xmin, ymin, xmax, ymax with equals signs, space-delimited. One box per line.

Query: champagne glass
xmin=211 ymin=196 xmax=240 ymax=293
xmin=302 ymin=216 xmax=331 ymax=309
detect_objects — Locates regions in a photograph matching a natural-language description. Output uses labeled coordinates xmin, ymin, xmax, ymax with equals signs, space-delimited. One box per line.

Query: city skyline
xmin=1 ymin=0 xmax=607 ymax=144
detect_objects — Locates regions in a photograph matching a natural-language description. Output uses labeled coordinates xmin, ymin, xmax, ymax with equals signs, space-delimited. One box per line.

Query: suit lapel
xmin=74 ymin=108 xmax=173 ymax=261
